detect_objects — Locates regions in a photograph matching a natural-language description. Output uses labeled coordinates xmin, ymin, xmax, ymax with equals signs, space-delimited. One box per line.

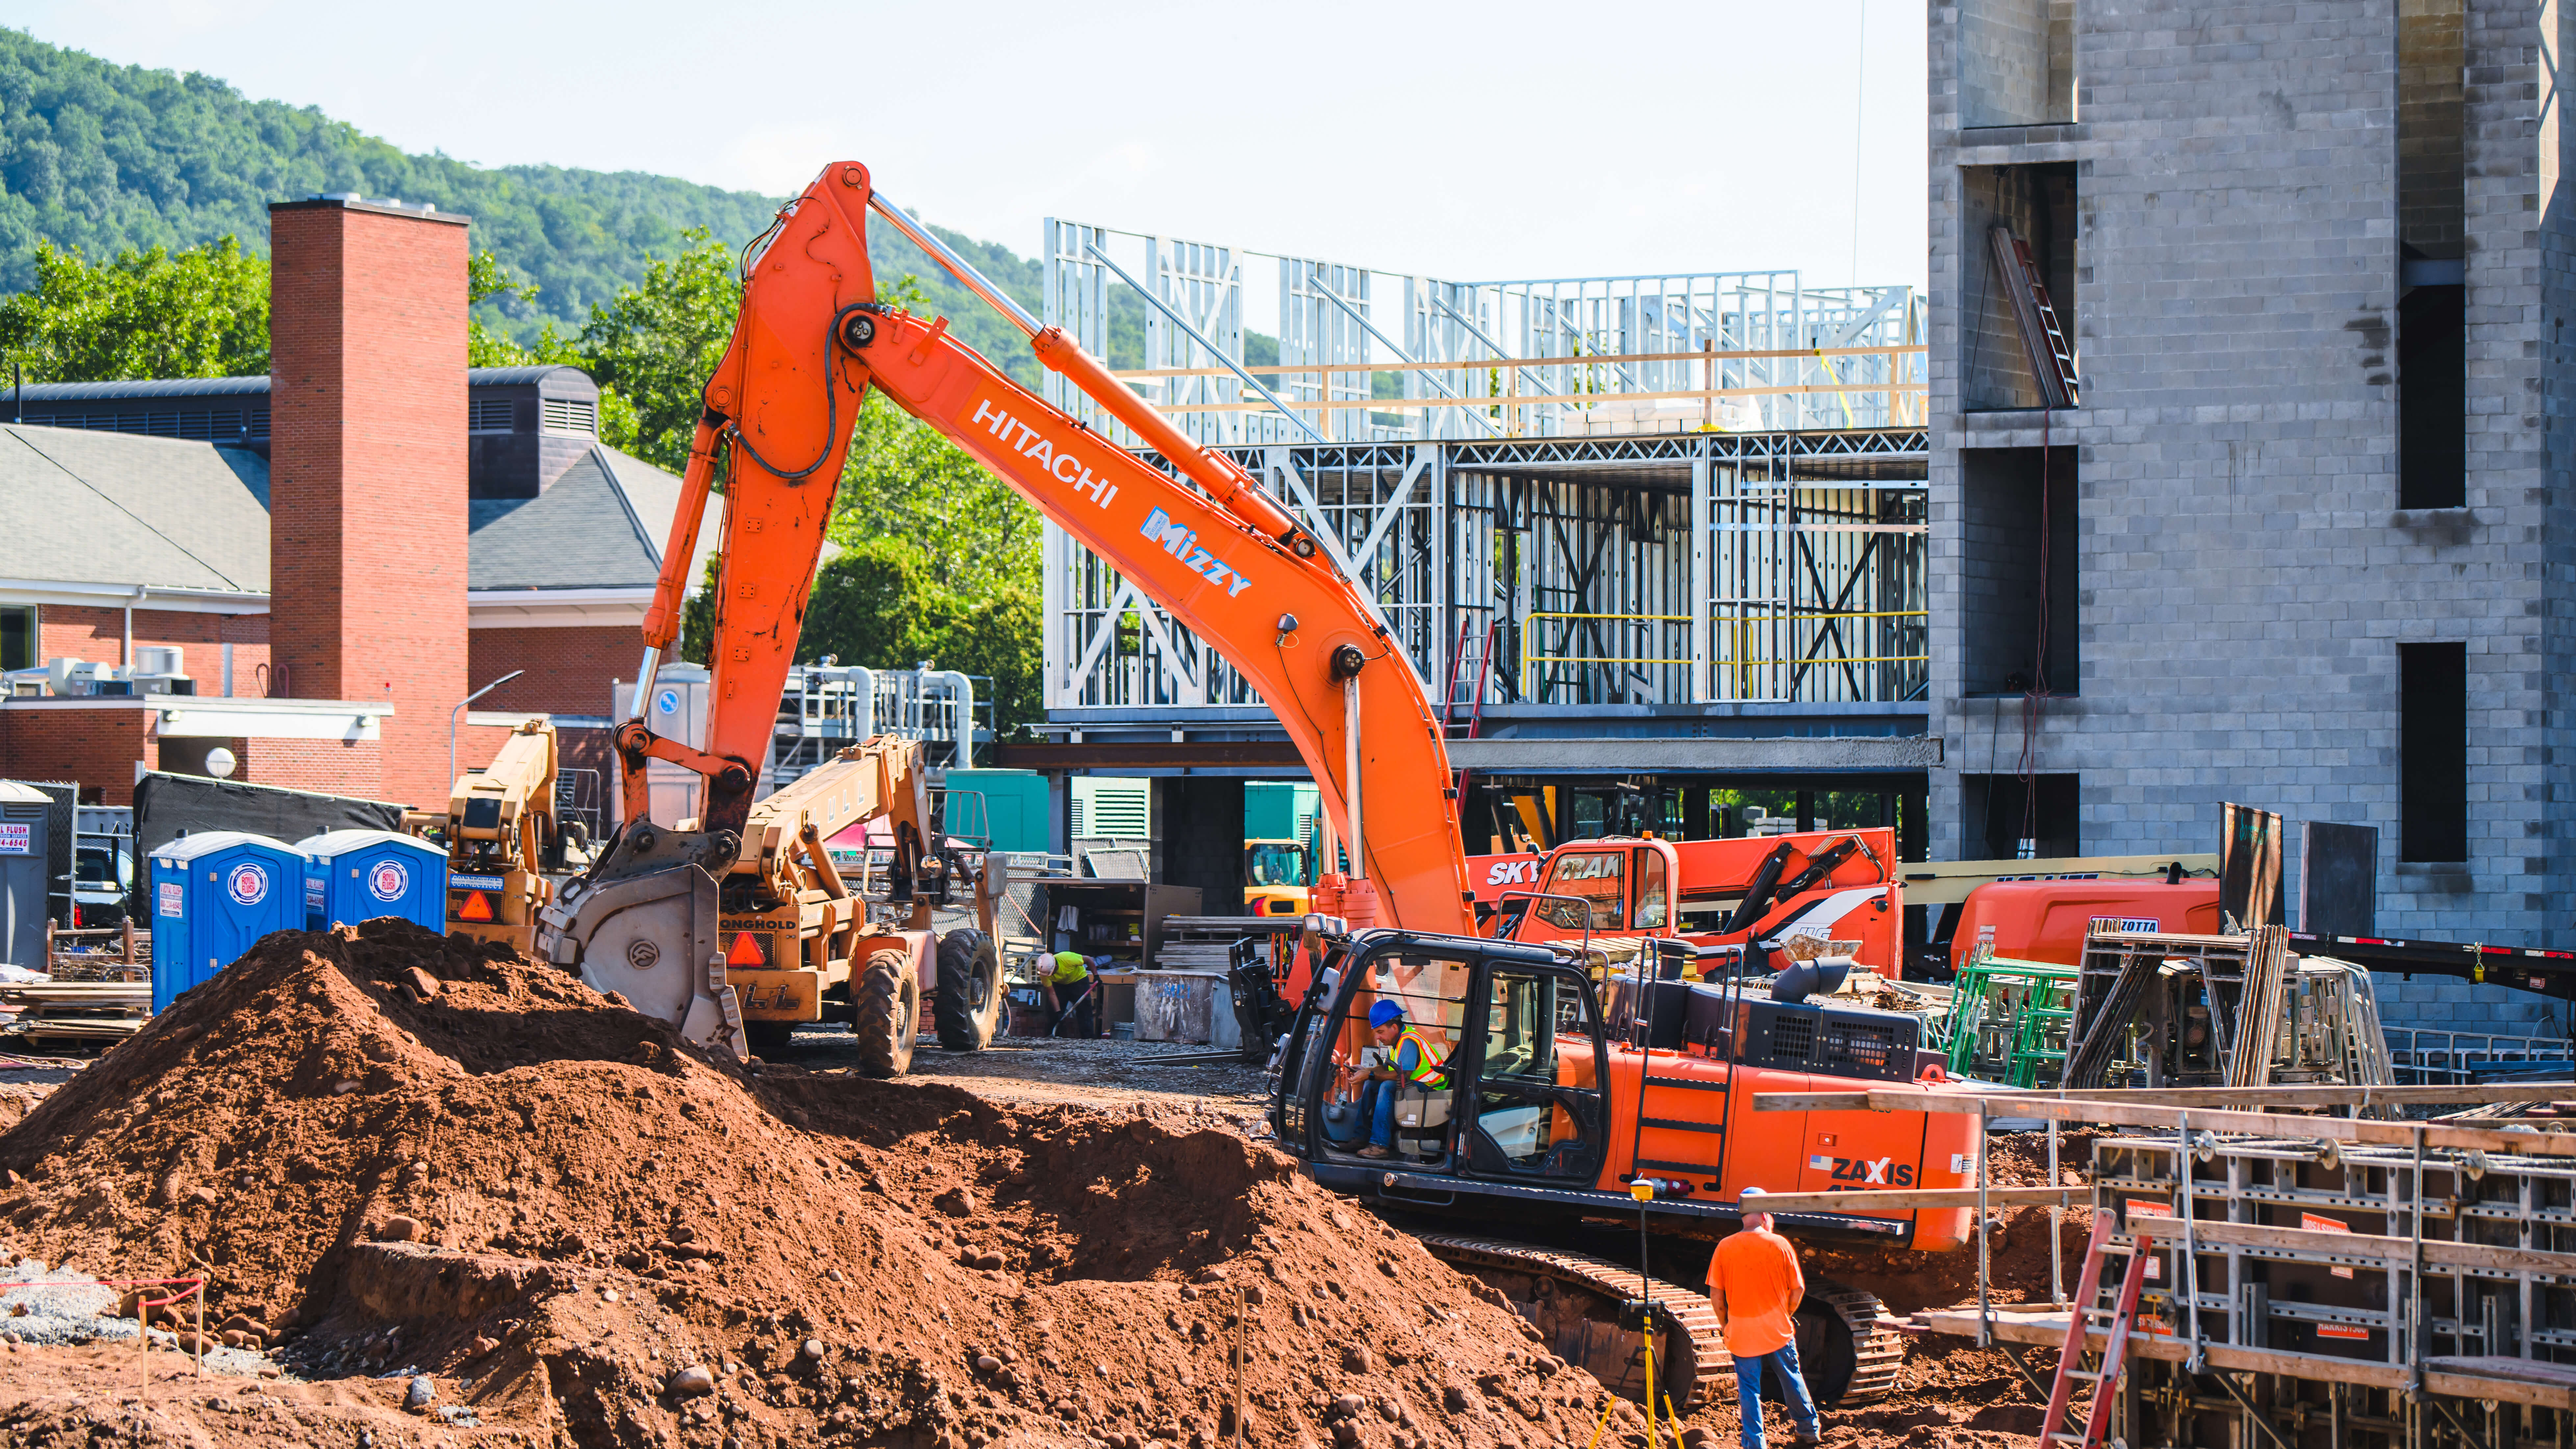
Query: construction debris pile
xmin=0 ymin=919 xmax=1618 ymax=1446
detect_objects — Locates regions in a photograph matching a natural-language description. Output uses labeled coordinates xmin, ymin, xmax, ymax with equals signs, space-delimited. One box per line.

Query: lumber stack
xmin=0 ymin=980 xmax=151 ymax=1051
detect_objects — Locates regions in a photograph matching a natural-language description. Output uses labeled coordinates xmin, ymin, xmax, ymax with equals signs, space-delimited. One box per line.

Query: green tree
xmin=831 ymin=392 xmax=1041 ymax=598
xmin=792 ymin=539 xmax=1045 ymax=739
xmin=0 ymin=236 xmax=266 ymax=381
xmin=576 ymin=228 xmax=738 ymax=470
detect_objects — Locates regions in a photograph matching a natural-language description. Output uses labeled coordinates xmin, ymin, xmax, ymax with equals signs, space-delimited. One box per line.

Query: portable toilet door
xmin=0 ymin=783 xmax=49 ymax=968
xmin=296 ymin=830 xmax=446 ymax=932
xmin=148 ymin=831 xmax=303 ymax=1013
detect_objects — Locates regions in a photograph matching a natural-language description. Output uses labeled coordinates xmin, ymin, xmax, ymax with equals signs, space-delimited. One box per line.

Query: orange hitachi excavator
xmin=534 ymin=160 xmax=1971 ymax=1409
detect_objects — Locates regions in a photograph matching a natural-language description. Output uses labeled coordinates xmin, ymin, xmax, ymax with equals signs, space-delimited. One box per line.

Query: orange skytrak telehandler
xmin=532 ymin=160 xmax=1975 ymax=1411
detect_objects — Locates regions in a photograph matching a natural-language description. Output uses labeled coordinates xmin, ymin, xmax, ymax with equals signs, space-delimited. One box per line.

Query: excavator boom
xmin=541 ymin=161 xmax=1472 ymax=1051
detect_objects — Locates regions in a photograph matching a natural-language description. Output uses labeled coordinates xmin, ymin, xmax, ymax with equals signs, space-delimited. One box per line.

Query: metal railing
xmin=1519 ymin=612 xmax=1693 ymax=704
xmin=1711 ymin=608 xmax=1930 ymax=704
xmin=2383 ymin=1025 xmax=2576 ymax=1085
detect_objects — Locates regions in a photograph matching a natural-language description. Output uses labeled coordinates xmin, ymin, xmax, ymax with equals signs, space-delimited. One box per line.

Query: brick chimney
xmin=267 ymin=197 xmax=471 ymax=810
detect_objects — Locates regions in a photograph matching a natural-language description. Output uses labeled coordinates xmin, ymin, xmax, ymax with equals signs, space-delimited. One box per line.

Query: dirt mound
xmin=0 ymin=921 xmax=1610 ymax=1447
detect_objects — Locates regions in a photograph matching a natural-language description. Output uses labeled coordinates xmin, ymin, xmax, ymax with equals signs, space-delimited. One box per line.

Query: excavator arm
xmin=540 ymin=160 xmax=1473 ymax=1047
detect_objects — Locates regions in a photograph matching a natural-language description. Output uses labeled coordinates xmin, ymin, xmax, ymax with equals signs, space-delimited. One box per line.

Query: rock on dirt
xmin=0 ymin=920 xmax=1607 ymax=1448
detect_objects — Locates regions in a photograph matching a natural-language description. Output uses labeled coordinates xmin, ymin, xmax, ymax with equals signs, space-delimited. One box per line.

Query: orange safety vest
xmin=1393 ymin=1026 xmax=1448 ymax=1088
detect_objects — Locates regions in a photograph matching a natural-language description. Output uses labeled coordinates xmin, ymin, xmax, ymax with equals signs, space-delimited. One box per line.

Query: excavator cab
xmin=1271 ymin=928 xmax=1610 ymax=1195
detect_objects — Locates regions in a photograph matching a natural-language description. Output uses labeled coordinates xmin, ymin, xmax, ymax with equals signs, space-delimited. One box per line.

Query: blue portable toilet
xmin=296 ymin=830 xmax=447 ymax=933
xmin=148 ymin=831 xmax=304 ymax=1013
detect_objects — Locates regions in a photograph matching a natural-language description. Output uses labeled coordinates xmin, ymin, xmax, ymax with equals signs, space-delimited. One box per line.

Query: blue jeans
xmin=1731 ymin=1342 xmax=1818 ymax=1449
xmin=1359 ymin=1078 xmax=1396 ymax=1146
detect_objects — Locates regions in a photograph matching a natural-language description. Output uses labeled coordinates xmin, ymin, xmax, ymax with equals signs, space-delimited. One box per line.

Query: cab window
xmin=1534 ymin=849 xmax=1625 ymax=930
xmin=1634 ymin=850 xmax=1668 ymax=930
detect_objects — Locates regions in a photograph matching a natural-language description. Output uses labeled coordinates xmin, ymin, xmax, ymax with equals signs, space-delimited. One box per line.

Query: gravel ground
xmin=755 ymin=1021 xmax=1274 ymax=1113
xmin=0 ymin=1258 xmax=278 ymax=1375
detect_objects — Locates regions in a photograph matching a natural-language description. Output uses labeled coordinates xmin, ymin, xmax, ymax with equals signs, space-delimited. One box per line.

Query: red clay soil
xmin=0 ymin=920 xmax=1658 ymax=1448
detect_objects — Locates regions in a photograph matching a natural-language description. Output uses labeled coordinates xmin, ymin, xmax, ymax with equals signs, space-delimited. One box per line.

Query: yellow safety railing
xmin=1719 ymin=609 xmax=1929 ymax=700
xmin=1517 ymin=609 xmax=1932 ymax=702
xmin=1520 ymin=612 xmax=1693 ymax=698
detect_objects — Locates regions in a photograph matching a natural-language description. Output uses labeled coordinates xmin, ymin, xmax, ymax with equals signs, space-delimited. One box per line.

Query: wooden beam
xmin=1895 ymin=853 xmax=2219 ymax=906
xmin=1984 ymin=1082 xmax=2576 ymax=1109
xmin=1751 ymin=1089 xmax=2576 ymax=1159
xmin=1916 ymin=1309 xmax=2576 ymax=1410
xmin=2125 ymin=1214 xmax=2576 ymax=1278
xmin=1748 ymin=1186 xmax=2080 ymax=1213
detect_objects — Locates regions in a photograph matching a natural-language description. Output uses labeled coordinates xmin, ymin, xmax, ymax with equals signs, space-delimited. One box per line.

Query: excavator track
xmin=1808 ymin=1280 xmax=1907 ymax=1405
xmin=1414 ymin=1234 xmax=1730 ymax=1412
xmin=1412 ymin=1235 xmax=1905 ymax=1409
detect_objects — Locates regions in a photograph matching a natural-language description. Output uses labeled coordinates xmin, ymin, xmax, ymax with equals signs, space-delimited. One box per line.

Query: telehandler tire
xmin=933 ymin=929 xmax=1005 ymax=1051
xmin=853 ymin=948 xmax=919 ymax=1078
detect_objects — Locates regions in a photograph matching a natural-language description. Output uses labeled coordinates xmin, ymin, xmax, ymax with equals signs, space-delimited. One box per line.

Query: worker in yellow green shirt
xmin=1048 ymin=950 xmax=1102 ymax=1038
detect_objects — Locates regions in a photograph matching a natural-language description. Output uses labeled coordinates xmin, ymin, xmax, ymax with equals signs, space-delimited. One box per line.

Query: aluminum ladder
xmin=1988 ymin=223 xmax=2080 ymax=409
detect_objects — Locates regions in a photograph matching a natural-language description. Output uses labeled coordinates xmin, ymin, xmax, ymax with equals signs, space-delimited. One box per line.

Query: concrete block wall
xmin=1927 ymin=0 xmax=2574 ymax=1027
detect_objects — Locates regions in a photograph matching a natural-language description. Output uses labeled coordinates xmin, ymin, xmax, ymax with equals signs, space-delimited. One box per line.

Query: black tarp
xmin=131 ymin=773 xmax=405 ymax=917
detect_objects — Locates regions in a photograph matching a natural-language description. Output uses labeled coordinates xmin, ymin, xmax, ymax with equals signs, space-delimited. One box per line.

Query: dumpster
xmin=149 ymin=831 xmax=303 ymax=1012
xmin=296 ymin=829 xmax=446 ymax=932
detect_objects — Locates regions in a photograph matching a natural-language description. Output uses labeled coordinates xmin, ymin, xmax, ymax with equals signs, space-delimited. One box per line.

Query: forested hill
xmin=0 ymin=28 xmax=1104 ymax=378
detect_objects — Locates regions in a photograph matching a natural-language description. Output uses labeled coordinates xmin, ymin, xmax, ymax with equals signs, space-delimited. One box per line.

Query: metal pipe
xmin=1976 ymin=1099 xmax=1990 ymax=1346
xmin=2048 ymin=1119 xmax=2064 ymax=1305
xmin=1081 ymin=241 xmax=1328 ymax=446
xmin=1343 ymin=673 xmax=1363 ymax=878
xmin=449 ymin=669 xmax=526 ymax=790
xmin=630 ymin=647 xmax=661 ymax=724
xmin=868 ymin=191 xmax=1043 ymax=339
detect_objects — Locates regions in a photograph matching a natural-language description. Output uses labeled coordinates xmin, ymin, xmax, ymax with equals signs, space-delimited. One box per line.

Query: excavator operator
xmin=1340 ymin=1000 xmax=1447 ymax=1160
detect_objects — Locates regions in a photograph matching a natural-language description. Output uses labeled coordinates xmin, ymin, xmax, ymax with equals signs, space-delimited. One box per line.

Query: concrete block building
xmin=1928 ymin=0 xmax=2571 ymax=1022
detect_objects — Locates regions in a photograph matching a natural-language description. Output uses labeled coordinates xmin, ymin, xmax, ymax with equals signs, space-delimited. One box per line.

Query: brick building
xmin=1928 ymin=1 xmax=2570 ymax=1022
xmin=0 ymin=200 xmax=713 ymax=814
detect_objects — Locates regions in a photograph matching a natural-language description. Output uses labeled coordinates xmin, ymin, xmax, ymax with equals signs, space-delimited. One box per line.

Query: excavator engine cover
xmin=538 ymin=830 xmax=744 ymax=1056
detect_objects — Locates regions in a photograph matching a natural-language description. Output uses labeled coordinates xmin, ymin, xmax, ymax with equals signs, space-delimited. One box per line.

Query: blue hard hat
xmin=1369 ymin=1000 xmax=1405 ymax=1029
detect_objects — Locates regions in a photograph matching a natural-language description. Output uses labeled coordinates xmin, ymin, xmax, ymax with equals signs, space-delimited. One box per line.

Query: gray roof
xmin=467 ymin=444 xmax=718 ymax=592
xmin=465 ymin=366 xmax=594 ymax=390
xmin=11 ymin=375 xmax=272 ymax=403
xmin=0 ymin=425 xmax=269 ymax=592
xmin=10 ymin=367 xmax=593 ymax=403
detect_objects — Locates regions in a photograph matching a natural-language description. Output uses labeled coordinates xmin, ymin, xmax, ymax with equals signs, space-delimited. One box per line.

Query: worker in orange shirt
xmin=1705 ymin=1186 xmax=1820 ymax=1449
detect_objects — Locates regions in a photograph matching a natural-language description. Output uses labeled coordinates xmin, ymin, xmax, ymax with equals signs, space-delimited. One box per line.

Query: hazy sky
xmin=2 ymin=0 xmax=1929 ymax=290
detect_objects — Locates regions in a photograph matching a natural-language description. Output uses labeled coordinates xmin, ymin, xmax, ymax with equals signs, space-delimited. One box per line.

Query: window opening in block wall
xmin=468 ymin=398 xmax=516 ymax=433
xmin=1957 ymin=0 xmax=2077 ymax=128
xmin=2397 ymin=0 xmax=2464 ymax=509
xmin=1961 ymin=772 xmax=2079 ymax=861
xmin=2398 ymin=641 xmax=2466 ymax=863
xmin=1961 ymin=164 xmax=2078 ymax=411
xmin=0 ymin=605 xmax=30 ymax=673
xmin=1960 ymin=446 xmax=2077 ymax=697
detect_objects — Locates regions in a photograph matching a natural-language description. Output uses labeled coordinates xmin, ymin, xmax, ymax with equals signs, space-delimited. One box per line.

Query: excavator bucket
xmin=538 ymin=845 xmax=744 ymax=1056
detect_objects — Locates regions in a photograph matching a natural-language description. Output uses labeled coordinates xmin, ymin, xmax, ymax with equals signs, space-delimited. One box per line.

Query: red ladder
xmin=1987 ymin=222 xmax=2080 ymax=409
xmin=1445 ymin=618 xmax=1495 ymax=740
xmin=2038 ymin=1208 xmax=2153 ymax=1449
